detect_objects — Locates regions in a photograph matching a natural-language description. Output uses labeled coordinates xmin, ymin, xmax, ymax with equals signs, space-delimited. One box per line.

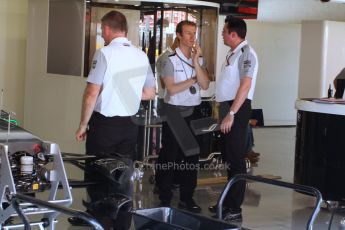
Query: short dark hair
xmin=224 ymin=16 xmax=247 ymax=39
xmin=176 ymin=20 xmax=197 ymax=35
xmin=101 ymin=10 xmax=128 ymax=34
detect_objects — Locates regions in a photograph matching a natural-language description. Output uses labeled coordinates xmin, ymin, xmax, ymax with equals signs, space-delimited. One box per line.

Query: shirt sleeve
xmin=156 ymin=52 xmax=168 ymax=76
xmin=238 ymin=51 xmax=257 ymax=79
xmin=156 ymin=55 xmax=163 ymax=76
xmin=144 ymin=65 xmax=156 ymax=88
xmin=161 ymin=58 xmax=174 ymax=78
xmin=87 ymin=49 xmax=107 ymax=85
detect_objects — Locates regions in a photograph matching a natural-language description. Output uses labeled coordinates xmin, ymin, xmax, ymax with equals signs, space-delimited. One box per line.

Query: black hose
xmin=328 ymin=206 xmax=345 ymax=230
xmin=11 ymin=199 xmax=31 ymax=230
xmin=327 ymin=207 xmax=336 ymax=230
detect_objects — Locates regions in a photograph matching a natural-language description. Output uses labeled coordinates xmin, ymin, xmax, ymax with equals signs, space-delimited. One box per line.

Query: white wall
xmin=324 ymin=21 xmax=345 ymax=95
xmin=247 ymin=21 xmax=301 ymax=125
xmin=0 ymin=0 xmax=27 ymax=123
xmin=299 ymin=20 xmax=345 ymax=98
xmin=298 ymin=21 xmax=326 ymax=98
xmin=25 ymin=0 xmax=85 ymax=152
xmin=216 ymin=16 xmax=300 ymax=125
xmin=258 ymin=0 xmax=345 ymax=23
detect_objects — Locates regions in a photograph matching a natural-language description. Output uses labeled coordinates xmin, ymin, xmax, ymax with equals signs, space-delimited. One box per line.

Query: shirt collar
xmin=175 ymin=47 xmax=192 ymax=63
xmin=231 ymin=40 xmax=248 ymax=54
xmin=109 ymin=37 xmax=131 ymax=45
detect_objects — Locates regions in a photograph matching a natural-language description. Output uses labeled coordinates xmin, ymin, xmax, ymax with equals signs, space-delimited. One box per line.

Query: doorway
xmin=85 ymin=1 xmax=218 ymax=80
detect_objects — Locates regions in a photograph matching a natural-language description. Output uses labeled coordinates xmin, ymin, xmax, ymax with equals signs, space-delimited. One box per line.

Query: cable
xmin=327 ymin=206 xmax=345 ymax=230
xmin=11 ymin=199 xmax=31 ymax=230
xmin=328 ymin=207 xmax=336 ymax=230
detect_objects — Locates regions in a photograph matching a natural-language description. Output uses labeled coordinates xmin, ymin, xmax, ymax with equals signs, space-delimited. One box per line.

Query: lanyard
xmin=176 ymin=53 xmax=197 ymax=95
xmin=226 ymin=52 xmax=235 ymax=66
xmin=176 ymin=53 xmax=194 ymax=80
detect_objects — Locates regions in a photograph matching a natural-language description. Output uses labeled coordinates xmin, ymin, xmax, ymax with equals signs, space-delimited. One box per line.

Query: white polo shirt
xmin=161 ymin=47 xmax=205 ymax=106
xmin=216 ymin=40 xmax=258 ymax=102
xmin=156 ymin=47 xmax=174 ymax=99
xmin=87 ymin=37 xmax=155 ymax=117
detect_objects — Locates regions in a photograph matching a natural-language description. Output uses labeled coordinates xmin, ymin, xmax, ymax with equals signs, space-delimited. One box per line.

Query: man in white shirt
xmin=154 ymin=37 xmax=179 ymax=190
xmin=72 ymin=10 xmax=155 ymax=229
xmin=210 ymin=16 xmax=258 ymax=223
xmin=156 ymin=37 xmax=179 ymax=99
xmin=156 ymin=20 xmax=209 ymax=213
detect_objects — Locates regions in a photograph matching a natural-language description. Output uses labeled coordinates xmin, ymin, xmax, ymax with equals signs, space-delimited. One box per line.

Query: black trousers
xmin=220 ymin=99 xmax=251 ymax=212
xmin=156 ymin=108 xmax=200 ymax=202
xmin=85 ymin=112 xmax=137 ymax=230
xmin=86 ymin=112 xmax=138 ymax=158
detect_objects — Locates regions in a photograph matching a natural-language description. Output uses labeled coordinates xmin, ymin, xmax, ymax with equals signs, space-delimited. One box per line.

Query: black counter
xmin=294 ymin=99 xmax=345 ymax=201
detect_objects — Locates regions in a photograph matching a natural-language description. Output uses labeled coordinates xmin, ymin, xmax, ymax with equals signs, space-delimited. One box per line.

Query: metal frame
xmin=217 ymin=174 xmax=323 ymax=230
xmin=0 ymin=142 xmax=73 ymax=230
xmin=8 ymin=193 xmax=103 ymax=230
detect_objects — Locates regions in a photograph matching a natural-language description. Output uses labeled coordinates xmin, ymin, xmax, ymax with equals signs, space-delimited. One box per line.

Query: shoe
xmin=223 ymin=211 xmax=242 ymax=222
xmin=247 ymin=150 xmax=260 ymax=157
xmin=208 ymin=204 xmax=229 ymax=213
xmin=67 ymin=217 xmax=90 ymax=226
xmin=212 ymin=209 xmax=242 ymax=222
xmin=178 ymin=199 xmax=201 ymax=213
xmin=245 ymin=153 xmax=259 ymax=163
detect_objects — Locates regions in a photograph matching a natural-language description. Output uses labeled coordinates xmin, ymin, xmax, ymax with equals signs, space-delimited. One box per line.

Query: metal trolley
xmin=132 ymin=174 xmax=323 ymax=230
xmin=133 ymin=207 xmax=242 ymax=230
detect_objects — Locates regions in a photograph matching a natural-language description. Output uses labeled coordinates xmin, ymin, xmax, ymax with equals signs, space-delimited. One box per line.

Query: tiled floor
xmin=48 ymin=128 xmax=345 ymax=229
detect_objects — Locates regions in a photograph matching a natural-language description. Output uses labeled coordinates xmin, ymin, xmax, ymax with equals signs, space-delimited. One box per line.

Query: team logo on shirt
xmin=92 ymin=60 xmax=97 ymax=69
xmin=243 ymin=60 xmax=251 ymax=68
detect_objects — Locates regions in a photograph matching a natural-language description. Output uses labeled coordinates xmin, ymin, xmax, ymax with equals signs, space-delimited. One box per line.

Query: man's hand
xmin=75 ymin=125 xmax=87 ymax=141
xmin=192 ymin=43 xmax=202 ymax=63
xmin=76 ymin=83 xmax=100 ymax=142
xmin=249 ymin=119 xmax=258 ymax=127
xmin=220 ymin=114 xmax=234 ymax=134
xmin=191 ymin=43 xmax=209 ymax=90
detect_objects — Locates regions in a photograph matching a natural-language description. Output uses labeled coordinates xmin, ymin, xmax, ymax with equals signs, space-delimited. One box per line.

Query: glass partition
xmin=85 ymin=0 xmax=218 ymax=80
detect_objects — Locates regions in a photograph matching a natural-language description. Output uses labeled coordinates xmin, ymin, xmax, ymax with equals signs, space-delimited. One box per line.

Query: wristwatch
xmin=229 ymin=110 xmax=235 ymax=116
